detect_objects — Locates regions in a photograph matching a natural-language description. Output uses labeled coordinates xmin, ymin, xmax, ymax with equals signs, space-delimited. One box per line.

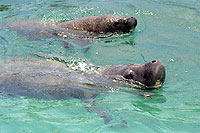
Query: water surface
xmin=0 ymin=0 xmax=200 ymax=132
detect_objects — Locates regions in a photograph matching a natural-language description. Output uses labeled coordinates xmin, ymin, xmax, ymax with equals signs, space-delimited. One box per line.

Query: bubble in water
xmin=170 ymin=59 xmax=174 ymax=62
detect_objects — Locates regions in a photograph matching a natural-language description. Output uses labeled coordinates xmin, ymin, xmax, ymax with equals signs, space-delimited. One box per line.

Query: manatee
xmin=0 ymin=57 xmax=165 ymax=100
xmin=57 ymin=15 xmax=137 ymax=35
xmin=0 ymin=57 xmax=165 ymax=125
xmin=2 ymin=15 xmax=137 ymax=41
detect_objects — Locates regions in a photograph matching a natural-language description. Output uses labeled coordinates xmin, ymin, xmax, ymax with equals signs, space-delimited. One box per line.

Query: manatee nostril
xmin=152 ymin=60 xmax=157 ymax=63
xmin=131 ymin=17 xmax=134 ymax=18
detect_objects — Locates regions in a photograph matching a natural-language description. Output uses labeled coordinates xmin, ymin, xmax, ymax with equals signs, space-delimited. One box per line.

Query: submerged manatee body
xmin=4 ymin=15 xmax=137 ymax=40
xmin=0 ymin=58 xmax=165 ymax=100
xmin=0 ymin=58 xmax=102 ymax=100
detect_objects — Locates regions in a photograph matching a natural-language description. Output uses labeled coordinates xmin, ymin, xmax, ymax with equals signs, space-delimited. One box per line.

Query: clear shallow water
xmin=0 ymin=0 xmax=200 ymax=132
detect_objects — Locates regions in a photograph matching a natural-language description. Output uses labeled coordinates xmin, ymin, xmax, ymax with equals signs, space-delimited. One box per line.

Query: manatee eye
xmin=114 ymin=21 xmax=120 ymax=26
xmin=123 ymin=70 xmax=135 ymax=79
xmin=114 ymin=20 xmax=125 ymax=26
xmin=124 ymin=73 xmax=134 ymax=79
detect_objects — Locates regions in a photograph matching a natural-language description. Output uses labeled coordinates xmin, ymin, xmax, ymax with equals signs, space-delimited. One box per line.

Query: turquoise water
xmin=0 ymin=0 xmax=200 ymax=132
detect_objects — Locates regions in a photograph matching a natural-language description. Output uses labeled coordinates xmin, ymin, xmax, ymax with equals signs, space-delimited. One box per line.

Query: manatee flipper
xmin=62 ymin=41 xmax=72 ymax=48
xmin=62 ymin=39 xmax=91 ymax=50
xmin=71 ymin=39 xmax=91 ymax=47
xmin=85 ymin=100 xmax=113 ymax=124
xmin=86 ymin=106 xmax=112 ymax=125
xmin=103 ymin=115 xmax=112 ymax=125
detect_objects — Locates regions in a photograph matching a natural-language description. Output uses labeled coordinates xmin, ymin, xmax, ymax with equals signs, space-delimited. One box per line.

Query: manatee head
xmin=96 ymin=15 xmax=137 ymax=34
xmin=102 ymin=60 xmax=165 ymax=89
xmin=110 ymin=17 xmax=137 ymax=33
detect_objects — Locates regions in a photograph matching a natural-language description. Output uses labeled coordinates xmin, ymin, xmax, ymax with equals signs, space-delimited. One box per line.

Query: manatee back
xmin=59 ymin=15 xmax=126 ymax=32
xmin=0 ymin=58 xmax=100 ymax=100
xmin=5 ymin=20 xmax=62 ymax=39
xmin=5 ymin=20 xmax=103 ymax=40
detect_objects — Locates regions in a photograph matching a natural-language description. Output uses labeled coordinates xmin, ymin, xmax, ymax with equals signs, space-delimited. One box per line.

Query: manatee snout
xmin=112 ymin=17 xmax=137 ymax=33
xmin=143 ymin=60 xmax=166 ymax=88
xmin=121 ymin=60 xmax=165 ymax=89
xmin=122 ymin=60 xmax=165 ymax=88
xmin=102 ymin=60 xmax=165 ymax=89
xmin=127 ymin=17 xmax=137 ymax=30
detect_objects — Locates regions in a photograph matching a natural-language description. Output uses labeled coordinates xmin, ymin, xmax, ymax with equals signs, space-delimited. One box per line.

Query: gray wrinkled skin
xmin=102 ymin=60 xmax=166 ymax=89
xmin=58 ymin=15 xmax=137 ymax=34
xmin=0 ymin=58 xmax=106 ymax=100
xmin=4 ymin=15 xmax=137 ymax=40
xmin=0 ymin=58 xmax=165 ymax=100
